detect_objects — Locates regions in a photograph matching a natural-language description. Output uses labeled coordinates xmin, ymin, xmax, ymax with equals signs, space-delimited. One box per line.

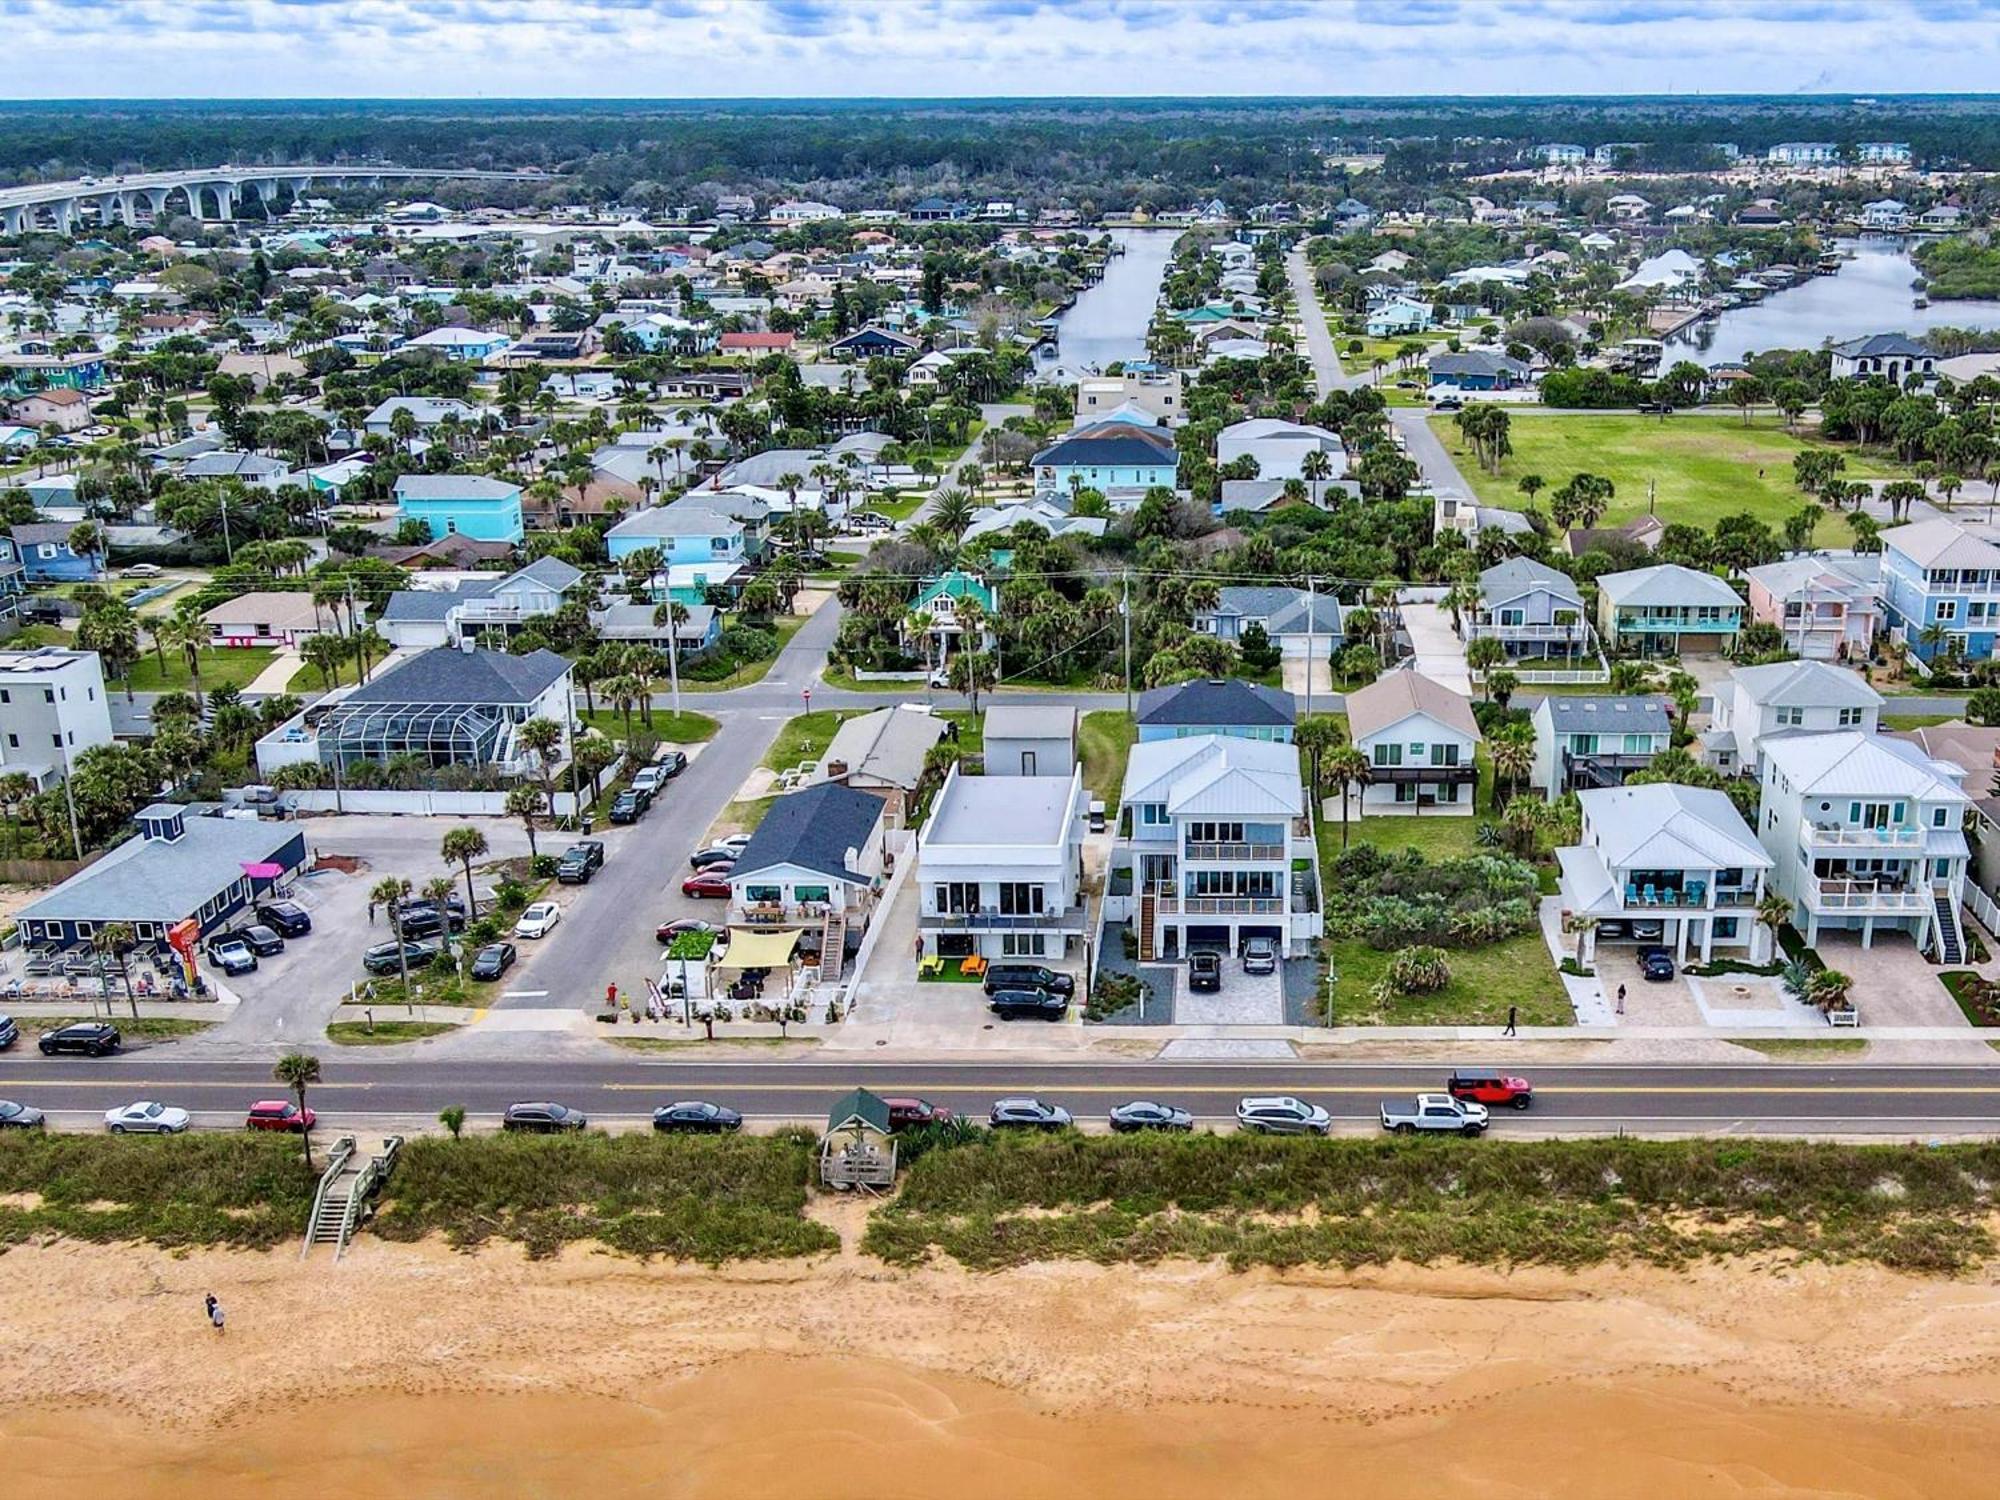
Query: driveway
xmin=1397 ymin=602 xmax=1472 ymax=694
xmin=1173 ymin=960 xmax=1283 ymax=1024
xmin=1390 ymin=408 xmax=1477 ymax=503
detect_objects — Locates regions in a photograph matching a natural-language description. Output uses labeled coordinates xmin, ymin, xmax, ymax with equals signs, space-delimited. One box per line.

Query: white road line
xmin=502 ymin=989 xmax=550 ymax=999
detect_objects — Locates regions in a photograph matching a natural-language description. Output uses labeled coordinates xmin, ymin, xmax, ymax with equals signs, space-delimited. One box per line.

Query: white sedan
xmin=514 ymin=901 xmax=562 ymax=939
xmin=104 ymin=1100 xmax=191 ymax=1134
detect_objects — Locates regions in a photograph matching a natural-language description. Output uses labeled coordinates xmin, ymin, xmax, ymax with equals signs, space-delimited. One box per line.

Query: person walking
xmin=367 ymin=900 xmax=377 ymax=925
xmin=206 ymin=1294 xmax=225 ymax=1335
xmin=1616 ymin=983 xmax=1627 ymax=1016
xmin=1503 ymin=1004 xmax=1518 ymax=1037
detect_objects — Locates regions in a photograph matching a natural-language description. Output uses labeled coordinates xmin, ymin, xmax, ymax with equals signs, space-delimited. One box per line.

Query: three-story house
xmin=1880 ymin=519 xmax=2000 ymax=662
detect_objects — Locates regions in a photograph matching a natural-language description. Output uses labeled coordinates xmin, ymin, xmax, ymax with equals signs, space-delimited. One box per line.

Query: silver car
xmin=1241 ymin=937 xmax=1278 ymax=975
xmin=105 ymin=1100 xmax=191 ymax=1134
xmin=1235 ymin=1096 xmax=1331 ymax=1136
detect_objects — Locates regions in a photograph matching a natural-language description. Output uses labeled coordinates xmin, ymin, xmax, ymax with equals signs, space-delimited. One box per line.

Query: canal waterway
xmin=1049 ymin=227 xmax=1178 ymax=373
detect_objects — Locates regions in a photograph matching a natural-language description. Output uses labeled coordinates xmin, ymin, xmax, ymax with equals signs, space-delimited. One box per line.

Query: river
xmin=1049 ymin=227 xmax=1178 ymax=372
xmin=1673 ymin=236 xmax=2000 ymax=367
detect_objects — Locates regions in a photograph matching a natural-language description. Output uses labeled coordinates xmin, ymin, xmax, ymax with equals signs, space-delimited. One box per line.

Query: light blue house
xmin=393 ymin=474 xmax=525 ymax=545
xmin=603 ymin=504 xmax=748 ymax=567
xmin=1595 ymin=564 xmax=1745 ymax=658
xmin=1880 ymin=518 xmax=2000 ymax=662
xmin=1366 ymin=296 xmax=1434 ymax=338
xmin=1135 ymin=678 xmax=1295 ymax=744
xmin=1031 ymin=421 xmax=1178 ymax=500
xmin=9 ymin=522 xmax=101 ymax=583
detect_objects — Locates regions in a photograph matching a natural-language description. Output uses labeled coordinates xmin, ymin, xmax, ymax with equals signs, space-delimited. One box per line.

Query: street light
xmin=1323 ymin=966 xmax=1340 ymax=1027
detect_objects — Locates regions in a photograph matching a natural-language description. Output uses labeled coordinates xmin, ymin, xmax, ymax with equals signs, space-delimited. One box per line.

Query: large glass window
xmin=794 ymin=885 xmax=832 ymax=905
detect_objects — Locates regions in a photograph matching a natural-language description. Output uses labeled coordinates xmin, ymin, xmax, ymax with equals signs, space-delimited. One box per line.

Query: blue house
xmin=1880 ymin=518 xmax=2000 ymax=662
xmin=828 ymin=325 xmax=921 ymax=359
xmin=1032 ymin=421 xmax=1178 ymax=501
xmin=1136 ymin=678 xmax=1296 ymax=744
xmin=603 ymin=503 xmax=748 ymax=567
xmin=1427 ymin=350 xmax=1532 ymax=391
xmin=9 ymin=522 xmax=101 ymax=583
xmin=393 ymin=475 xmax=525 ymax=545
xmin=0 ymin=533 xmax=22 ymax=615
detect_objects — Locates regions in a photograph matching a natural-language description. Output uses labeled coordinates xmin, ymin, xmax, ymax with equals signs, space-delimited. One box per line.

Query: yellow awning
xmin=714 ymin=927 xmax=804 ymax=970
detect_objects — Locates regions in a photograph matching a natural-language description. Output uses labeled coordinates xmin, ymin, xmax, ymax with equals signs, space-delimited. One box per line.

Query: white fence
xmin=281 ymin=756 xmax=622 ymax=819
xmin=1966 ymin=884 xmax=2000 ymax=942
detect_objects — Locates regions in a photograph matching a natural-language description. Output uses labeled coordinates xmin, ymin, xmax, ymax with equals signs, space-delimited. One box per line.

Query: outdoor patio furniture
xmin=1625 ymin=882 xmax=1639 ymax=904
xmin=919 ymin=955 xmax=944 ymax=979
xmin=960 ymin=955 xmax=987 ymax=977
xmin=1642 ymin=884 xmax=1658 ymax=904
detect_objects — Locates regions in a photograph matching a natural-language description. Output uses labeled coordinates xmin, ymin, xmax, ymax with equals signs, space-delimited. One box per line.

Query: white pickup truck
xmin=1380 ymin=1093 xmax=1490 ymax=1136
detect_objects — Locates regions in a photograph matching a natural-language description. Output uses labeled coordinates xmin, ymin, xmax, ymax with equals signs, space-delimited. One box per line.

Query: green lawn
xmin=1431 ymin=412 xmax=1905 ymax=530
xmin=577 ymin=707 xmax=720 ymax=743
xmin=125 ymin=646 xmax=278 ymax=693
xmin=1322 ymin=809 xmax=1488 ymax=862
xmin=675 ymin=610 xmax=809 ymax=693
xmin=30 ymin=1015 xmax=215 ymax=1041
xmin=326 ymin=1020 xmax=458 ymax=1046
xmin=764 ymin=710 xmax=860 ymax=774
xmin=1322 ymin=931 xmax=1571 ymax=1027
xmin=1 ymin=623 xmax=68 ymax=650
xmin=1079 ymin=710 xmax=1136 ymax=806
xmin=1882 ymin=712 xmax=1955 ymax=731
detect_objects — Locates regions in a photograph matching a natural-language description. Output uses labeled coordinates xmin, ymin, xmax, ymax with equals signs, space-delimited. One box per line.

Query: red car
xmin=883 ymin=1096 xmax=955 ymax=1131
xmin=1446 ymin=1069 xmax=1534 ymax=1110
xmin=246 ymin=1099 xmax=316 ymax=1132
xmin=656 ymin=917 xmax=715 ymax=944
xmin=681 ymin=869 xmax=733 ymax=899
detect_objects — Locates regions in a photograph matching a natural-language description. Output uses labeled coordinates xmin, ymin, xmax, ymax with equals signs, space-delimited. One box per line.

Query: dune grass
xmin=0 ymin=1133 xmax=316 ymax=1249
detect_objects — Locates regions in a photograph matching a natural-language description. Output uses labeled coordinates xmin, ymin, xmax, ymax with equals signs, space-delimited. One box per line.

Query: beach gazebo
xmin=819 ymin=1088 xmax=897 ymax=1191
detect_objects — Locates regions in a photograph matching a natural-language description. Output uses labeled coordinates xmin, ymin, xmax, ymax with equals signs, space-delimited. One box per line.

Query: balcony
xmin=1464 ymin=621 xmax=1588 ymax=642
xmin=923 ymin=905 xmax=1087 ymax=932
xmin=1614 ymin=613 xmax=1738 ymax=633
xmin=1367 ymin=763 xmax=1478 ymax=785
xmin=1149 ymin=883 xmax=1284 ymax=915
xmin=728 ymin=899 xmax=865 ymax=927
xmin=1803 ymin=876 xmax=1932 ymax=913
xmin=1184 ymin=841 xmax=1286 ymax=861
xmin=1799 ymin=822 xmax=1924 ymax=851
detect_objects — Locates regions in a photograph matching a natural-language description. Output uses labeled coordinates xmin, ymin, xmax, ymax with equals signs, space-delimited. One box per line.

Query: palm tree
xmin=517 ymin=717 xmax=562 ymax=808
xmin=1489 ymin=734 xmax=1532 ymax=806
xmin=371 ymin=875 xmax=415 ymax=992
xmin=932 ymin=487 xmax=975 ymax=539
xmin=272 ymin=1051 xmax=321 ymax=1165
xmin=157 ymin=608 xmax=208 ymax=703
xmin=440 ymin=827 xmax=488 ymax=917
xmin=1300 ymin=448 xmax=1332 ymax=507
xmin=423 ymin=875 xmax=459 ymax=961
xmin=505 ymin=784 xmax=546 ymax=858
xmin=1755 ymin=891 xmax=1793 ymax=964
xmin=1324 ymin=745 xmax=1371 ymax=849
xmin=1293 ymin=714 xmax=1345 ymax=804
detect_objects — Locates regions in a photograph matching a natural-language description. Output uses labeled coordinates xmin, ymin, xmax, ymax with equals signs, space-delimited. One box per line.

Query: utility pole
xmin=666 ymin=605 xmax=682 ymax=714
xmin=218 ymin=492 xmax=233 ymax=563
xmin=1304 ymin=574 xmax=1316 ymax=720
xmin=1121 ymin=569 xmax=1132 ymax=715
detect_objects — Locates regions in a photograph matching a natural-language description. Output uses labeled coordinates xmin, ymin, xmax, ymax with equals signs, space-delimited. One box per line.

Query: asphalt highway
xmin=7 ymin=1055 xmax=2000 ymax=1137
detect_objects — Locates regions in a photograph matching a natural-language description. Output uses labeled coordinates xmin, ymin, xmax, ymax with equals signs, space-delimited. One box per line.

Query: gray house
xmin=1466 ymin=558 xmax=1591 ymax=663
xmin=1530 ymin=694 xmax=1672 ymax=793
xmin=1195 ymin=586 xmax=1342 ymax=663
xmin=983 ymin=704 xmax=1077 ymax=778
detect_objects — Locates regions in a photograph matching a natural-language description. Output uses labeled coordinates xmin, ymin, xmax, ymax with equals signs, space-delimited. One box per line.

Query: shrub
xmin=720 ymin=624 xmax=778 ymax=661
xmin=1387 ymin=945 xmax=1452 ymax=994
xmin=1087 ymin=969 xmax=1149 ymax=1021
xmin=530 ymin=854 xmax=559 ymax=879
xmin=494 ymin=877 xmax=534 ymax=911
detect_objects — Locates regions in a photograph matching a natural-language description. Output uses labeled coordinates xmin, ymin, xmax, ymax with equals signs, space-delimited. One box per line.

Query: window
xmin=1623 ymin=734 xmax=1652 ymax=753
xmin=794 ymin=885 xmax=832 ymax=905
xmin=1020 ymin=751 xmax=1037 ymax=776
xmin=1937 ymin=859 xmax=1953 ymax=879
xmin=1934 ymin=807 xmax=1949 ymax=828
xmin=1430 ymin=743 xmax=1459 ymax=767
xmin=75 ymin=921 xmax=94 ymax=938
xmin=1140 ymin=803 xmax=1170 ymax=826
xmin=744 ymin=884 xmax=782 ymax=904
xmin=1001 ymin=933 xmax=1046 ymax=957
xmin=935 ymin=882 xmax=978 ymax=914
xmin=1775 ymin=706 xmax=1803 ymax=727
xmin=1936 ymin=600 xmax=1959 ymax=622
xmin=1373 ymin=743 xmax=1403 ymax=767
xmin=997 ymin=884 xmax=1044 ymax=916
xmin=1838 ymin=707 xmax=1863 ymax=727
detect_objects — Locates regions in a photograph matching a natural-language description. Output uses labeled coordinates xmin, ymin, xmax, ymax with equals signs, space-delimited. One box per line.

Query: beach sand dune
xmin=3 ymin=1237 xmax=1999 ymax=1497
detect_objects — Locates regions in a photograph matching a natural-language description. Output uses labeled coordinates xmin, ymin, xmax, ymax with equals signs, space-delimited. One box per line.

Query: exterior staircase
xmin=1138 ymin=891 xmax=1157 ymax=961
xmin=1934 ymin=894 xmax=1964 ymax=965
xmin=301 ymin=1135 xmax=404 ymax=1262
xmin=820 ymin=908 xmax=847 ymax=982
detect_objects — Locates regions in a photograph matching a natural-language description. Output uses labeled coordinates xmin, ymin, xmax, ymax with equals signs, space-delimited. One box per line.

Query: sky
xmin=8 ymin=0 xmax=2000 ymax=99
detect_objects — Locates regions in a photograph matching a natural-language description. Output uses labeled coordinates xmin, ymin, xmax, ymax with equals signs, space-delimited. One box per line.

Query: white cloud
xmin=6 ymin=0 xmax=2000 ymax=96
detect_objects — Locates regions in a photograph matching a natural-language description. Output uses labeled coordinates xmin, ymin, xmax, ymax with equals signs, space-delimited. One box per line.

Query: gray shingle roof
xmin=1832 ymin=333 xmax=1929 ymax=358
xmin=1137 ymin=678 xmax=1295 ymax=728
xmin=1212 ymin=586 xmax=1341 ymax=638
xmin=1543 ymin=694 xmax=1670 ymax=735
xmin=341 ymin=645 xmax=569 ymax=706
xmin=731 ymin=782 xmax=885 ymax=884
xmin=1479 ymin=557 xmax=1582 ymax=605
xmin=504 ymin=556 xmax=582 ymax=591
xmin=381 ymin=582 xmax=497 ymax=622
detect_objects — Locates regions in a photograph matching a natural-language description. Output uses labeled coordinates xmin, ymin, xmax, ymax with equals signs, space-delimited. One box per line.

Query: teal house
xmin=394 ymin=475 xmax=525 ymax=545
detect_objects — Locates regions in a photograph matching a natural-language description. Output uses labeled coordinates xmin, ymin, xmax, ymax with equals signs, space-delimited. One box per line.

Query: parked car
xmin=631 ymin=766 xmax=667 ymax=797
xmin=254 ymin=900 xmax=313 ymax=937
xmin=0 ymin=1100 xmax=46 ymax=1129
xmin=514 ymin=902 xmax=562 ymax=939
xmin=556 ymin=849 xmax=595 ymax=885
xmin=246 ymin=1099 xmax=316 ymax=1132
xmin=990 ymin=988 xmax=1068 ymax=1021
xmin=119 ymin=563 xmax=163 ymax=578
xmin=363 ymin=938 xmax=439 ymax=975
xmin=651 ymin=1100 xmax=743 ymax=1133
xmin=980 ymin=963 xmax=1075 ymax=997
xmin=570 ymin=839 xmax=606 ymax=870
xmin=655 ymin=750 xmax=688 ymax=778
xmin=233 ymin=924 xmax=285 ymax=957
xmin=1236 ymin=1096 xmax=1330 ymax=1135
xmin=0 ymin=1013 xmax=16 ymax=1050
xmin=1638 ymin=946 xmax=1677 ymax=982
xmin=883 ymin=1097 xmax=954 ymax=1131
xmin=1595 ymin=920 xmax=1630 ymax=941
xmin=501 ymin=1102 xmax=588 ymax=1133
xmin=988 ymin=1097 xmax=1072 ymax=1130
xmin=849 ymin=510 xmax=894 ymax=533
xmin=655 ymin=917 xmax=715 ymax=944
xmin=105 ymin=1100 xmax=190 ymax=1134
xmin=1241 ymin=937 xmax=1278 ymax=975
xmin=689 ymin=845 xmax=743 ymax=871
xmin=205 ymin=938 xmax=258 ymax=975
xmin=1380 ymin=1094 xmax=1489 ymax=1136
xmin=608 ymin=790 xmax=648 ymax=824
xmin=1637 ymin=400 xmax=1675 ymax=415
xmin=396 ymin=901 xmax=466 ymax=937
xmin=470 ymin=942 xmax=518 ymax=980
xmin=1188 ymin=952 xmax=1223 ymax=992
xmin=1447 ymin=1068 xmax=1535 ymax=1110
xmin=682 ymin=869 xmax=733 ymax=899
xmin=1108 ymin=1100 xmax=1194 ymax=1133
xmin=38 ymin=1021 xmax=120 ymax=1057
xmin=1433 ymin=394 xmax=1464 ymax=411
xmin=1629 ymin=919 xmax=1664 ymax=941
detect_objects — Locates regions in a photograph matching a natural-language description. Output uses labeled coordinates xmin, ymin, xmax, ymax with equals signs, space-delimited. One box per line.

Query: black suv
xmin=364 ymin=938 xmax=439 ymax=975
xmin=981 ymin=964 xmax=1075 ymax=998
xmin=255 ymin=900 xmax=313 ymax=937
xmin=556 ymin=849 xmax=595 ymax=884
xmin=608 ymin=789 xmax=647 ymax=824
xmin=396 ymin=901 xmax=466 ymax=938
xmin=233 ymin=924 xmax=286 ymax=957
xmin=990 ymin=988 xmax=1068 ymax=1022
xmin=0 ymin=1013 xmax=17 ymax=1050
xmin=38 ymin=1021 xmax=121 ymax=1057
xmin=1188 ymin=952 xmax=1223 ymax=992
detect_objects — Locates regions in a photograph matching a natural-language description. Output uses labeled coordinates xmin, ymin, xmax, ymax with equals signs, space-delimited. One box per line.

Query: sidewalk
xmin=244 ymin=649 xmax=302 ymax=694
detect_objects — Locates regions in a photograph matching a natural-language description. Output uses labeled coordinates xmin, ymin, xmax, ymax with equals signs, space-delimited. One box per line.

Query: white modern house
xmin=378 ymin=557 xmax=584 ymax=650
xmin=916 ymin=765 xmax=1090 ymax=963
xmin=1118 ymin=734 xmax=1320 ymax=961
xmin=1215 ymin=418 xmax=1347 ymax=486
xmin=1557 ymin=783 xmax=1775 ymax=964
xmin=1530 ymin=694 xmax=1672 ymax=794
xmin=1343 ymin=671 xmax=1481 ymax=816
xmin=1707 ymin=660 xmax=1883 ymax=775
xmin=0 ymin=647 xmax=114 ymax=789
xmin=1758 ymin=732 xmax=1971 ymax=959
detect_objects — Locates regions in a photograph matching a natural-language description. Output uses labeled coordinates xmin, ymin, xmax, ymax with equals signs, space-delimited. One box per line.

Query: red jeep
xmin=1447 ymin=1069 xmax=1534 ymax=1110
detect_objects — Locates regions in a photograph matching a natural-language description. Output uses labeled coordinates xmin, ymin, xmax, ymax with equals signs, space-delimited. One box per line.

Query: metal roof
xmin=1762 ymin=731 xmax=1971 ymax=802
xmin=1578 ymin=784 xmax=1771 ymax=872
xmin=1729 ymin=660 xmax=1883 ymax=710
xmin=1596 ymin=563 xmax=1745 ymax=610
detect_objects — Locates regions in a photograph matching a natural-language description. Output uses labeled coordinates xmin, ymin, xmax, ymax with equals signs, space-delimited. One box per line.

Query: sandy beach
xmin=6 ymin=1208 xmax=2000 ymax=1497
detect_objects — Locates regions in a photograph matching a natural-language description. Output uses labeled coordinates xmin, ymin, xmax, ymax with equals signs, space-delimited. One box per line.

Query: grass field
xmin=30 ymin=1015 xmax=215 ymax=1041
xmin=125 ymin=646 xmax=279 ymax=694
xmin=576 ymin=707 xmax=720 ymax=743
xmin=1079 ymin=710 xmax=1136 ymax=805
xmin=1431 ymin=412 xmax=1904 ymax=530
xmin=326 ymin=1020 xmax=458 ymax=1046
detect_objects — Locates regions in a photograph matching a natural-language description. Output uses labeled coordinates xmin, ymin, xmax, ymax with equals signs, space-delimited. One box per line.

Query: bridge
xmin=0 ymin=165 xmax=556 ymax=236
